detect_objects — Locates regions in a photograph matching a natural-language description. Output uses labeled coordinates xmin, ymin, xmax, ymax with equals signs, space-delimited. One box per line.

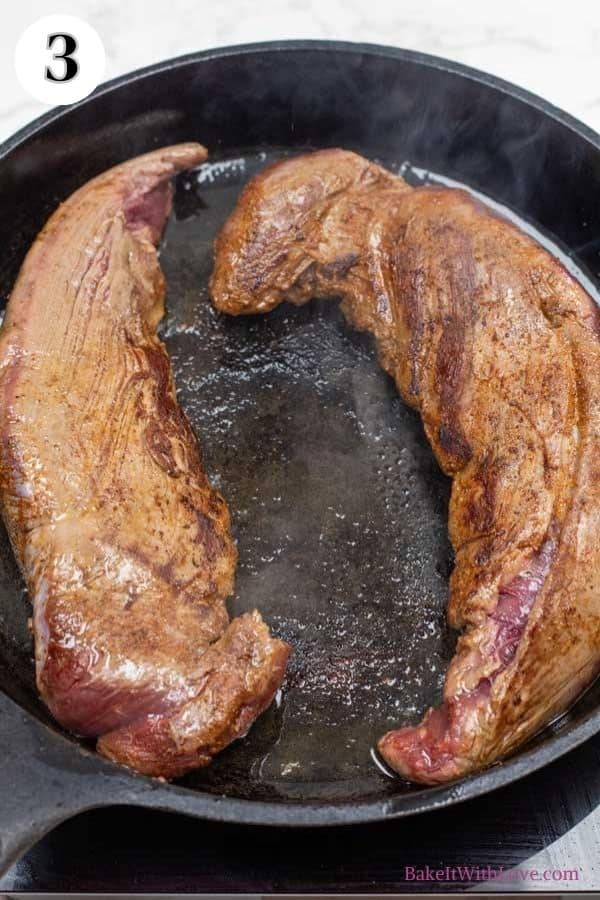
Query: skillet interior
xmin=1 ymin=43 xmax=600 ymax=811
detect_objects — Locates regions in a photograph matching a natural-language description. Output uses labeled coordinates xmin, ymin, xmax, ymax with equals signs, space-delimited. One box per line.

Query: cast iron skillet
xmin=1 ymin=40 xmax=600 ymax=873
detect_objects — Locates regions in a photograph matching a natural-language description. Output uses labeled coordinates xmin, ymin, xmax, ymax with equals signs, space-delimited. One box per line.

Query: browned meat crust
xmin=0 ymin=144 xmax=289 ymax=779
xmin=211 ymin=148 xmax=600 ymax=784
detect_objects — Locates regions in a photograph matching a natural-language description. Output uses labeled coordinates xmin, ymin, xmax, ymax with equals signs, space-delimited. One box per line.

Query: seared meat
xmin=211 ymin=149 xmax=600 ymax=784
xmin=0 ymin=144 xmax=289 ymax=779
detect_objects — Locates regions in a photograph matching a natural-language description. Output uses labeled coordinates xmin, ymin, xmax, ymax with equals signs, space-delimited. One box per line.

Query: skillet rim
xmin=2 ymin=39 xmax=600 ymax=160
xmin=1 ymin=39 xmax=600 ymax=827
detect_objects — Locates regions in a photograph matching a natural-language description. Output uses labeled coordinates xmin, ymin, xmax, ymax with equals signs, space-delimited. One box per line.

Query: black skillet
xmin=1 ymin=40 xmax=600 ymax=874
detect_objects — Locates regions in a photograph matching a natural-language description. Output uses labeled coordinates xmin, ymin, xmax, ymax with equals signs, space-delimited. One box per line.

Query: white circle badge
xmin=15 ymin=15 xmax=105 ymax=106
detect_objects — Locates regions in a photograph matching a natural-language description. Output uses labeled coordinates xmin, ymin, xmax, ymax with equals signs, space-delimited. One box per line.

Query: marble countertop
xmin=2 ymin=0 xmax=600 ymax=142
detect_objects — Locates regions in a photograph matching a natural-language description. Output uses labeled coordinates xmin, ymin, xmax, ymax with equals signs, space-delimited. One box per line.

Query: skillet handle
xmin=0 ymin=691 xmax=144 ymax=877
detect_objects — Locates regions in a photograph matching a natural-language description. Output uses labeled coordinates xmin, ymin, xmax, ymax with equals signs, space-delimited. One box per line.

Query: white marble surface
xmin=1 ymin=0 xmax=600 ymax=142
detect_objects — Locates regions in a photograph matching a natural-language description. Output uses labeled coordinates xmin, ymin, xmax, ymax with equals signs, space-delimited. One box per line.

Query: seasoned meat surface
xmin=0 ymin=144 xmax=289 ymax=778
xmin=211 ymin=149 xmax=600 ymax=783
